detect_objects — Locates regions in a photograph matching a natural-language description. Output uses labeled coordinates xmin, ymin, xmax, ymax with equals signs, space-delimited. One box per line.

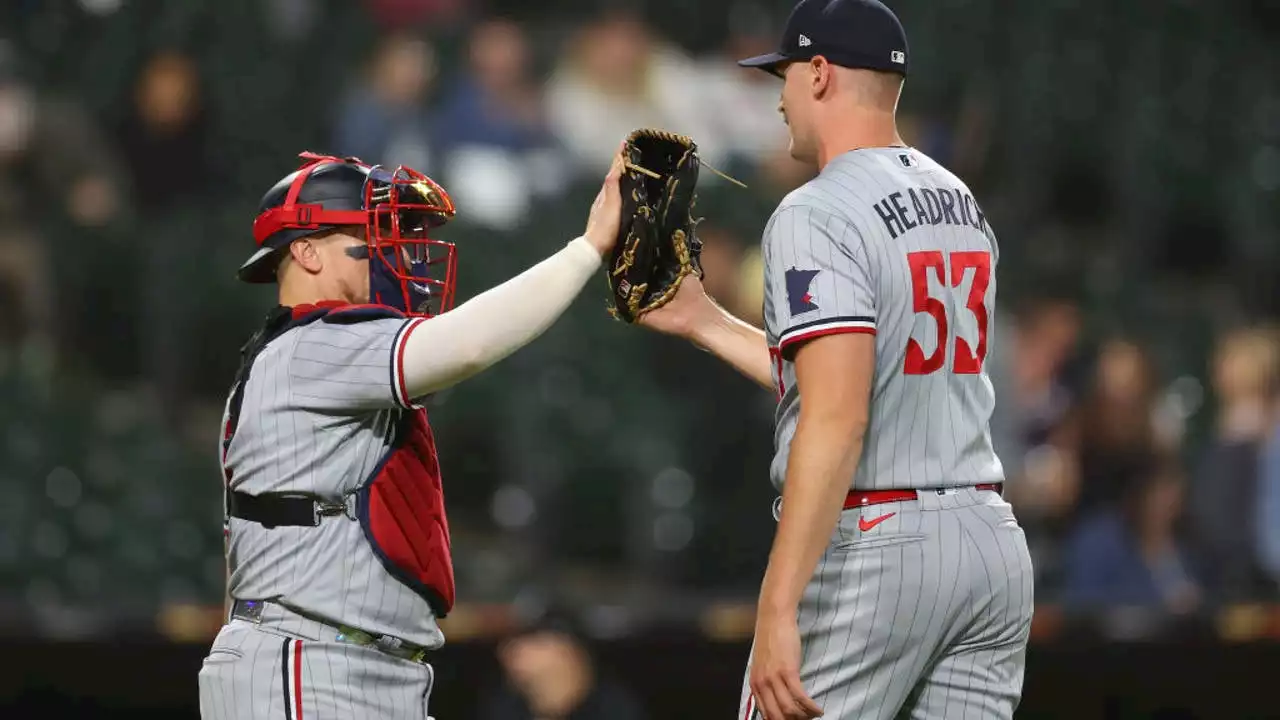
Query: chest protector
xmin=223 ymin=302 xmax=455 ymax=617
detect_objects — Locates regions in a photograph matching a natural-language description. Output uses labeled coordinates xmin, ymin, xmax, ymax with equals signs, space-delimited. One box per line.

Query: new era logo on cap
xmin=737 ymin=0 xmax=910 ymax=78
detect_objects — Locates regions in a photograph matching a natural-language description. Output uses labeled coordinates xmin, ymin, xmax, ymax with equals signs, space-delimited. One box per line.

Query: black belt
xmin=228 ymin=491 xmax=354 ymax=529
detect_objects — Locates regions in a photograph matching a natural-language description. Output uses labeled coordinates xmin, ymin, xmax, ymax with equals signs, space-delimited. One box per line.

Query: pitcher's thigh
xmin=797 ymin=534 xmax=953 ymax=719
xmin=900 ymin=635 xmax=1028 ymax=720
xmin=903 ymin=506 xmax=1034 ymax=720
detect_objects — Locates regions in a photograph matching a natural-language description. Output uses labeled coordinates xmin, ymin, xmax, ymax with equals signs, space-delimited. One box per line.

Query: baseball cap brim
xmin=237 ymin=245 xmax=284 ymax=284
xmin=238 ymin=224 xmax=339 ymax=284
xmin=737 ymin=52 xmax=794 ymax=77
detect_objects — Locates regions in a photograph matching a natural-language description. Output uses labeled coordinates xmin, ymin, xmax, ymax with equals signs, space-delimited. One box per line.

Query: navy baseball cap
xmin=738 ymin=0 xmax=909 ymax=78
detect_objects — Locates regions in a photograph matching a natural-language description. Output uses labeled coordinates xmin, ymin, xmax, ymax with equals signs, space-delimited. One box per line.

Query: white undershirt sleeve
xmin=398 ymin=236 xmax=603 ymax=400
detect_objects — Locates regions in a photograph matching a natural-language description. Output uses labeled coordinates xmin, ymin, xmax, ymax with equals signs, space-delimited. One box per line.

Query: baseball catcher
xmin=198 ymin=147 xmax=625 ymax=720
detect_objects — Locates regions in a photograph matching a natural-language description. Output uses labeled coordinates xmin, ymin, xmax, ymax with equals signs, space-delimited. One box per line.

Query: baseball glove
xmin=605 ymin=129 xmax=704 ymax=323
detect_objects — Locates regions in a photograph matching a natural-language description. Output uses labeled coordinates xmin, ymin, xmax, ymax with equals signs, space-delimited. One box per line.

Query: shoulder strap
xmin=225 ymin=306 xmax=294 ymax=443
xmin=221 ymin=306 xmax=297 ymax=519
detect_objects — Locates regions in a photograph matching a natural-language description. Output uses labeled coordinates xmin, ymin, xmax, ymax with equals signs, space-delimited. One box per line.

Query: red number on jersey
xmin=950 ymin=251 xmax=991 ymax=374
xmin=903 ymin=250 xmax=991 ymax=375
xmin=903 ymin=251 xmax=947 ymax=375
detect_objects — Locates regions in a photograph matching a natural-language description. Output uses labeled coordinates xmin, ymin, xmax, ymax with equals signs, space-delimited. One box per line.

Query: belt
xmin=843 ymin=483 xmax=1002 ymax=510
xmin=227 ymin=491 xmax=355 ymax=529
xmin=230 ymin=599 xmax=430 ymax=665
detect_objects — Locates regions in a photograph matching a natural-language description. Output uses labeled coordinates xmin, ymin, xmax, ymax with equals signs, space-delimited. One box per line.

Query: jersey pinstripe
xmin=763 ymin=147 xmax=1005 ymax=491
xmin=220 ymin=317 xmax=445 ymax=649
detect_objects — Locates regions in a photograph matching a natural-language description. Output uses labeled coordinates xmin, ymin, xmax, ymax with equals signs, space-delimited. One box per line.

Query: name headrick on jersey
xmin=872 ymin=185 xmax=995 ymax=244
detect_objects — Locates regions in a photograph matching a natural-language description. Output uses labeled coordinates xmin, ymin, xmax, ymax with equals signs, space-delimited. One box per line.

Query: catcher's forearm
xmin=691 ymin=304 xmax=774 ymax=390
xmin=400 ymin=237 xmax=602 ymax=397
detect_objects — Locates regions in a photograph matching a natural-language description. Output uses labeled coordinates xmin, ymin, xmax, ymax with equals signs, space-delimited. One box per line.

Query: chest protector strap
xmin=223 ymin=302 xmax=455 ymax=618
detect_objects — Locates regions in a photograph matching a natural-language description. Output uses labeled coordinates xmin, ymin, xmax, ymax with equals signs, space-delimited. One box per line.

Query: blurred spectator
xmin=0 ymin=46 xmax=123 ymax=373
xmin=755 ymin=145 xmax=814 ymax=196
xmin=997 ymin=295 xmax=1083 ymax=518
xmin=1050 ymin=339 xmax=1172 ymax=523
xmin=1189 ymin=327 xmax=1280 ymax=602
xmin=0 ymin=69 xmax=121 ymax=235
xmin=896 ymin=87 xmax=993 ymax=185
xmin=1061 ymin=463 xmax=1200 ymax=613
xmin=1257 ymin=381 xmax=1280 ymax=595
xmin=545 ymin=8 xmax=725 ymax=178
xmin=114 ymin=50 xmax=214 ymax=212
xmin=479 ymin=605 xmax=646 ymax=720
xmin=432 ymin=18 xmax=567 ymax=230
xmin=698 ymin=3 xmax=789 ymax=170
xmin=264 ymin=0 xmax=319 ymax=43
xmin=991 ymin=295 xmax=1082 ymax=593
xmin=332 ymin=32 xmax=435 ymax=172
xmin=114 ymin=50 xmax=221 ymax=416
xmin=695 ymin=225 xmax=759 ymax=324
xmin=0 ymin=50 xmax=122 ymax=231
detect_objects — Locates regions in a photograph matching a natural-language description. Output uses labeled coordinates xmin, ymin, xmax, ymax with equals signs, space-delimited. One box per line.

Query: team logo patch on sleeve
xmin=785 ymin=267 xmax=820 ymax=316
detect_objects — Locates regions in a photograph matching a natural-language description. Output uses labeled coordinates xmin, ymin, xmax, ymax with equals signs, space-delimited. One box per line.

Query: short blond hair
xmin=1214 ymin=325 xmax=1280 ymax=399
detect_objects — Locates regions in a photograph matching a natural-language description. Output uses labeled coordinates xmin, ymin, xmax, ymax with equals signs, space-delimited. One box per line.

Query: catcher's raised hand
xmin=583 ymin=147 xmax=626 ymax=258
xmin=604 ymin=129 xmax=705 ymax=324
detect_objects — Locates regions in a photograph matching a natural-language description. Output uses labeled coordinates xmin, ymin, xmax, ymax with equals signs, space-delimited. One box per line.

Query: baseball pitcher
xmin=198 ymin=149 xmax=626 ymax=719
xmin=635 ymin=1 xmax=1034 ymax=718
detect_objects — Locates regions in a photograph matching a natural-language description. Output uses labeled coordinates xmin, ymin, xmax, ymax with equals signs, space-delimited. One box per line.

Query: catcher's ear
xmin=288 ymin=238 xmax=324 ymax=274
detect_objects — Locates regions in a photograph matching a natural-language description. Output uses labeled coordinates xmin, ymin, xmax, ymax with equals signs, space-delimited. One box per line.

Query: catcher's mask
xmin=242 ymin=151 xmax=458 ymax=317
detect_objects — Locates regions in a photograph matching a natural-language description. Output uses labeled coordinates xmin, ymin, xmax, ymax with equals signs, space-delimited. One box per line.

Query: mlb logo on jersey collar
xmin=785 ymin=267 xmax=820 ymax=316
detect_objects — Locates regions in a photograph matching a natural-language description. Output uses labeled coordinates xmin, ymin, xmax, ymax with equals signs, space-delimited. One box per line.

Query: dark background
xmin=0 ymin=0 xmax=1278 ymax=716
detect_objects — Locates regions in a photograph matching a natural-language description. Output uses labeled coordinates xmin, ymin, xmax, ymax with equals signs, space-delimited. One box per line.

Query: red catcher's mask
xmin=250 ymin=152 xmax=459 ymax=317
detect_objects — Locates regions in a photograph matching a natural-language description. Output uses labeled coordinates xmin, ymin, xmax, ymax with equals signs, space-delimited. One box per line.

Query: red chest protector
xmin=356 ymin=398 xmax=455 ymax=618
xmin=223 ymin=302 xmax=455 ymax=618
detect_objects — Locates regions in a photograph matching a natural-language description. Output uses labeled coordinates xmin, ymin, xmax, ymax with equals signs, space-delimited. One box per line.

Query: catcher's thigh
xmin=199 ymin=620 xmax=435 ymax=720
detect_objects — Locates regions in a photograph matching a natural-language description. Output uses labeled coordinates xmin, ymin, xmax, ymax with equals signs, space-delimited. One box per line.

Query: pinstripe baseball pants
xmin=198 ymin=618 xmax=435 ymax=720
xmin=739 ymin=486 xmax=1034 ymax=720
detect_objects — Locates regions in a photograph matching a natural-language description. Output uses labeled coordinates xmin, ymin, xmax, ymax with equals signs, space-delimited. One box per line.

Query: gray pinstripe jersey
xmin=220 ymin=316 xmax=445 ymax=648
xmin=764 ymin=147 xmax=1005 ymax=492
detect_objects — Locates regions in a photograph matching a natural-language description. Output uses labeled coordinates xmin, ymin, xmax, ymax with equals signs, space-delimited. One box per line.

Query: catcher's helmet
xmin=242 ymin=151 xmax=458 ymax=317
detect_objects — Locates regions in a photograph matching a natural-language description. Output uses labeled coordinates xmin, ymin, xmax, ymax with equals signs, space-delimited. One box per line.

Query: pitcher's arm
xmin=688 ymin=299 xmax=774 ymax=391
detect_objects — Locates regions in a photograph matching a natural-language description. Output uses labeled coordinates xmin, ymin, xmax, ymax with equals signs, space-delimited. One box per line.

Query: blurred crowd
xmin=0 ymin=0 xmax=1278 ymax=645
xmin=993 ymin=303 xmax=1280 ymax=617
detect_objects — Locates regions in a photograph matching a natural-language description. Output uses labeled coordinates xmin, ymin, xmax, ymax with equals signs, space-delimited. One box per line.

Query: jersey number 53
xmin=904 ymin=250 xmax=991 ymax=376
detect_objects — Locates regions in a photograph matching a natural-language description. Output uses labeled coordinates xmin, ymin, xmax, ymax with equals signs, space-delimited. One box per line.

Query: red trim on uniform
xmin=293 ymin=639 xmax=304 ymax=720
xmin=289 ymin=300 xmax=351 ymax=320
xmin=395 ymin=319 xmax=423 ymax=407
xmin=221 ymin=417 xmax=234 ymax=482
xmin=844 ymin=489 xmax=916 ymax=509
xmin=844 ymin=483 xmax=1003 ymax=509
xmin=743 ymin=695 xmax=754 ymax=720
xmin=334 ymin=303 xmax=400 ymax=314
xmin=779 ymin=326 xmax=875 ymax=354
xmin=288 ymin=301 xmax=407 ymax=321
